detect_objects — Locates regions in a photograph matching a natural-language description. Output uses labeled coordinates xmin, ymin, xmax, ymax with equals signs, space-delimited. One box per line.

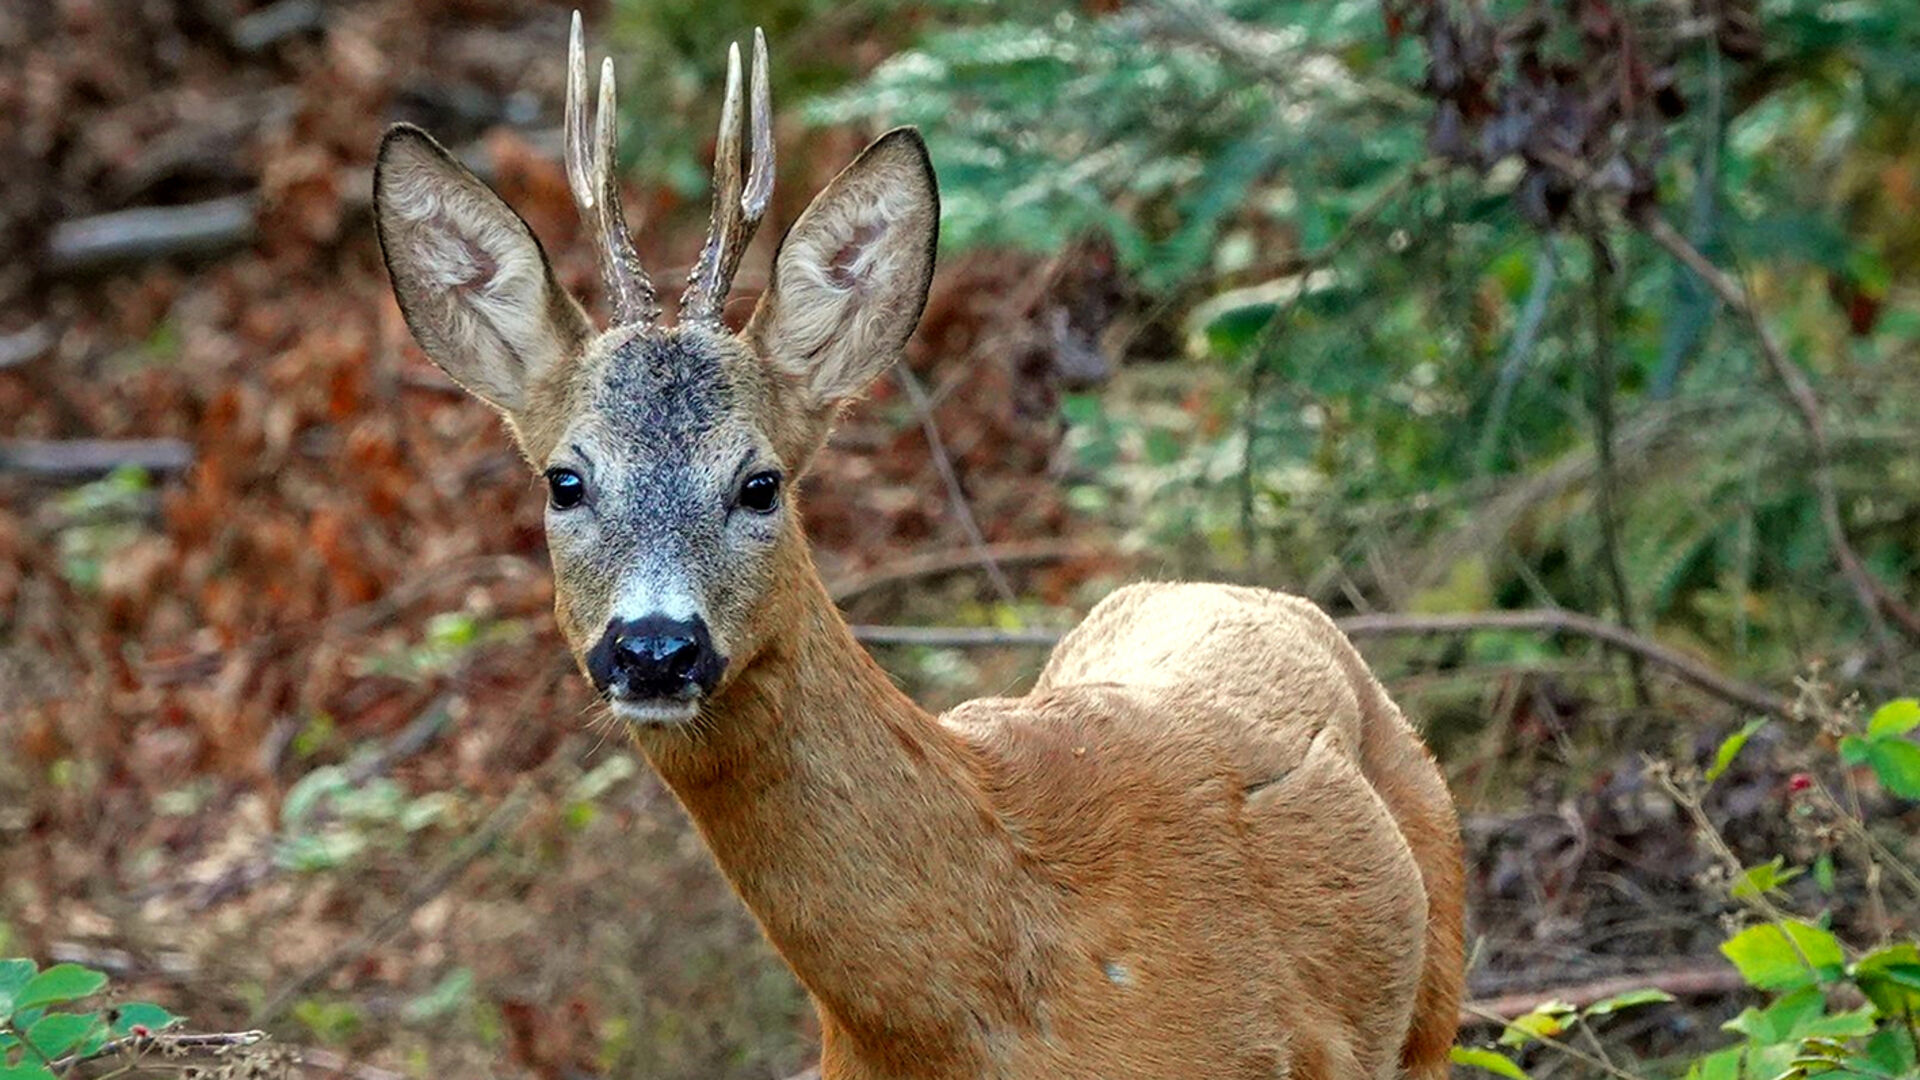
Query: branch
xmin=1523 ymin=144 xmax=1918 ymax=652
xmin=0 ymin=438 xmax=195 ymax=478
xmin=1459 ymin=965 xmax=1746 ymax=1025
xmin=828 ymin=540 xmax=1098 ymax=606
xmin=41 ymin=131 xmax=561 ymax=276
xmin=890 ymin=363 xmax=1017 ymax=606
xmin=855 ymin=607 xmax=1791 ymax=718
xmin=1638 ymin=214 xmax=1920 ymax=647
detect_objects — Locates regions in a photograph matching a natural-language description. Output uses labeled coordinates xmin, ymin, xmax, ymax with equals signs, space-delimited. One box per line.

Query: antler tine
xmin=683 ymin=31 xmax=773 ymax=326
xmin=563 ymin=13 xmax=595 ymax=215
xmin=594 ymin=57 xmax=661 ymax=325
xmin=562 ymin=12 xmax=659 ymax=328
xmin=742 ymin=28 xmax=775 ymax=222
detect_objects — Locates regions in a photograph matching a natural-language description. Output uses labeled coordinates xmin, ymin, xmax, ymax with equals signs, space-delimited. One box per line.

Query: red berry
xmin=131 ymin=1025 xmax=150 ymax=1038
xmin=1787 ymin=773 xmax=1812 ymax=793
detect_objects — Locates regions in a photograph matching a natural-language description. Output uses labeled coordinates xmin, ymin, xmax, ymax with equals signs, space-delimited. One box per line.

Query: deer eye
xmin=738 ymin=471 xmax=781 ymax=514
xmin=545 ymin=467 xmax=586 ymax=510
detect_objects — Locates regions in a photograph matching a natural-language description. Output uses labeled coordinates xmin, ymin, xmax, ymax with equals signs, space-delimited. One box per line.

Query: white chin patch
xmin=611 ymin=697 xmax=700 ymax=727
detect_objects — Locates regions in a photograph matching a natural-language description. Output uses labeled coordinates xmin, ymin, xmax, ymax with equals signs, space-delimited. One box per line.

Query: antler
xmin=566 ymin=12 xmax=660 ymax=327
xmin=680 ymin=29 xmax=774 ymax=327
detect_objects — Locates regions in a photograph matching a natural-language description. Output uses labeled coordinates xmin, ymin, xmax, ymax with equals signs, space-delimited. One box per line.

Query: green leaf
xmin=12 ymin=965 xmax=107 ymax=1012
xmin=0 ymin=958 xmax=35 ymax=1019
xmin=1709 ymin=719 xmax=1769 ymax=782
xmin=1866 ymin=698 xmax=1920 ymax=738
xmin=1451 ymin=1046 xmax=1530 ymax=1080
xmin=24 ymin=1011 xmax=100 ymax=1058
xmin=1864 ymin=739 xmax=1920 ymax=799
xmin=1732 ymin=858 xmax=1804 ymax=900
xmin=1813 ymin=853 xmax=1836 ymax=894
xmin=1686 ymin=1045 xmax=1745 ymax=1080
xmin=1726 ymin=986 xmax=1825 ymax=1044
xmin=1863 ymin=1024 xmax=1918 ymax=1075
xmin=1498 ymin=1000 xmax=1576 ymax=1047
xmin=108 ymin=1002 xmax=179 ymax=1035
xmin=1582 ymin=988 xmax=1677 ymax=1016
xmin=1838 ymin=736 xmax=1871 ymax=767
xmin=0 ymin=1064 xmax=56 ymax=1080
xmin=1721 ymin=922 xmax=1846 ymax=991
xmin=1851 ymin=943 xmax=1920 ymax=1013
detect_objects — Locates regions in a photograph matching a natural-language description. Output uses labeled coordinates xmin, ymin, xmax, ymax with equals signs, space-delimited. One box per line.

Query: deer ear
xmin=747 ymin=127 xmax=938 ymax=409
xmin=373 ymin=124 xmax=590 ymax=418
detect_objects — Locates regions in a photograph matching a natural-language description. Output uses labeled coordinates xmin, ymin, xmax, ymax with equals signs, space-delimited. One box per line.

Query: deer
xmin=370 ymin=14 xmax=1464 ymax=1080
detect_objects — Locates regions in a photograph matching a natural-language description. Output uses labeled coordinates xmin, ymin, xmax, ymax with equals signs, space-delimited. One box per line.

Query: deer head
xmin=372 ymin=14 xmax=938 ymax=725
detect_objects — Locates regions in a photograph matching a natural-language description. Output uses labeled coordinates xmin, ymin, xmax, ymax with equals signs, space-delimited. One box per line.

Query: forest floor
xmin=1 ymin=2 xmax=1907 ymax=1079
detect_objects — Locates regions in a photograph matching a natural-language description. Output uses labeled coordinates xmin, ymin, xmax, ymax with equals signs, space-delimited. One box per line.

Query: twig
xmin=1462 ymin=1004 xmax=1652 ymax=1080
xmin=855 ymin=608 xmax=1789 ymax=717
xmin=890 ymin=363 xmax=1017 ymax=606
xmin=48 ymin=1030 xmax=266 ymax=1079
xmin=0 ymin=438 xmax=195 ymax=478
xmin=0 ymin=324 xmax=55 ymax=370
xmin=852 ymin=625 xmax=1065 ymax=649
xmin=251 ymin=780 xmax=536 ymax=1025
xmin=1337 ymin=610 xmax=1787 ymax=717
xmin=1520 ymin=144 xmax=1920 ymax=652
xmin=1478 ymin=239 xmax=1558 ymax=473
xmin=1583 ymin=231 xmax=1651 ymax=708
xmin=1237 ymin=163 xmax=1432 ymax=559
xmin=828 ymin=540 xmax=1098 ymax=605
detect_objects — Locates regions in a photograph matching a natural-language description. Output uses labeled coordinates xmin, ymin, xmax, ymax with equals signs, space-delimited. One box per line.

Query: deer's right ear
xmin=373 ymin=124 xmax=590 ymax=418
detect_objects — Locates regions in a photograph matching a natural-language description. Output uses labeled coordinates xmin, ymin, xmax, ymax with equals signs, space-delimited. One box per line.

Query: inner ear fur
xmin=746 ymin=127 xmax=939 ymax=416
xmin=373 ymin=124 xmax=590 ymax=430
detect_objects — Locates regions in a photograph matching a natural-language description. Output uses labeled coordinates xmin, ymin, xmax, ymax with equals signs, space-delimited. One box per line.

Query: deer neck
xmin=633 ymin=542 xmax=1033 ymax=1064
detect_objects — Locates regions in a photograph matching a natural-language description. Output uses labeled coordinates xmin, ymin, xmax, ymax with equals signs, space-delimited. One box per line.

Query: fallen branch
xmin=0 ymin=324 xmax=54 ymax=370
xmin=42 ymin=132 xmax=563 ymax=277
xmin=46 ymin=195 xmax=259 ymax=275
xmin=854 ymin=607 xmax=1790 ymax=718
xmin=829 ymin=540 xmax=1098 ymax=605
xmin=0 ymin=438 xmax=195 ymax=478
xmin=1459 ymin=965 xmax=1747 ymax=1025
xmin=1335 ymin=610 xmax=1789 ymax=719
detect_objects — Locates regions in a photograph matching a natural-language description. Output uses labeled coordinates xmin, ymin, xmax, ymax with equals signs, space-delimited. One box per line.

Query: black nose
xmin=588 ymin=616 xmax=725 ymax=698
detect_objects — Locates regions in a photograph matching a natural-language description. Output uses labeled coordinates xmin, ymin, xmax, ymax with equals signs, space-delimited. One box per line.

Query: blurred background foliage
xmin=677 ymin=0 xmax=1920 ymax=698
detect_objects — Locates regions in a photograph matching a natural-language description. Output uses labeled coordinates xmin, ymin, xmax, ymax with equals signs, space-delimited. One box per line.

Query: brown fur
xmin=374 ymin=94 xmax=1465 ymax=1080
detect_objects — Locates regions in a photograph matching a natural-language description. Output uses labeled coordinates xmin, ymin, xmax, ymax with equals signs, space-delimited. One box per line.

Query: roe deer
xmin=371 ymin=15 xmax=1465 ymax=1079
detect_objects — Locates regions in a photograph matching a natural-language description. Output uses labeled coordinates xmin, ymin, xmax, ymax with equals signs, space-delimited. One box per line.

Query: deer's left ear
xmin=373 ymin=124 xmax=591 ymax=419
xmin=746 ymin=127 xmax=938 ymax=409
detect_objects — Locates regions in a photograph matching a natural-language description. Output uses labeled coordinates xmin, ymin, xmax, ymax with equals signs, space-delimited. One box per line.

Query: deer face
xmin=372 ymin=16 xmax=937 ymax=725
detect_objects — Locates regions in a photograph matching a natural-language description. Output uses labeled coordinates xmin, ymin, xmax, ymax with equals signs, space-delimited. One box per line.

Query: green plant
xmin=1454 ymin=696 xmax=1920 ymax=1080
xmin=0 ymin=960 xmax=178 ymax=1079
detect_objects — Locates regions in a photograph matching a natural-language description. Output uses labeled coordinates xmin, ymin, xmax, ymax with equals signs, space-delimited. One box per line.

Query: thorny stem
xmin=1654 ymin=763 xmax=1828 ymax=982
xmin=1831 ymin=767 xmax=1891 ymax=946
xmin=1815 ymin=775 xmax=1920 ymax=909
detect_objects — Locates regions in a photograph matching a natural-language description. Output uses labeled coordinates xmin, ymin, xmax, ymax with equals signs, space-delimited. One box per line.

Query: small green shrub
xmin=0 ymin=960 xmax=179 ymax=1078
xmin=1455 ymin=698 xmax=1920 ymax=1080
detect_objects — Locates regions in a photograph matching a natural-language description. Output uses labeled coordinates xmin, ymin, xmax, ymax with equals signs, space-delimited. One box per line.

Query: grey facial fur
xmin=543 ymin=326 xmax=782 ymax=668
